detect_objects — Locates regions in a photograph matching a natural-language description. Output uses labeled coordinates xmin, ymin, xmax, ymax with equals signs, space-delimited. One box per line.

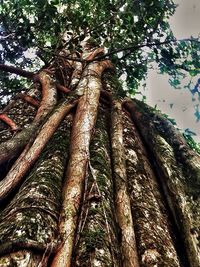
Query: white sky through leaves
xmin=144 ymin=0 xmax=200 ymax=142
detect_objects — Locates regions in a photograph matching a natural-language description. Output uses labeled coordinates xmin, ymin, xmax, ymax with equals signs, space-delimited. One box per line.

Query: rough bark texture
xmin=52 ymin=60 xmax=111 ymax=267
xmin=73 ymin=104 xmax=121 ymax=266
xmin=0 ymin=116 xmax=73 ymax=266
xmin=0 ymin=47 xmax=199 ymax=267
xmin=0 ymin=100 xmax=76 ymax=201
xmin=124 ymin=99 xmax=200 ymax=267
xmin=0 ymin=71 xmax=57 ymax=166
xmin=122 ymin=108 xmax=181 ymax=266
xmin=111 ymin=100 xmax=139 ymax=267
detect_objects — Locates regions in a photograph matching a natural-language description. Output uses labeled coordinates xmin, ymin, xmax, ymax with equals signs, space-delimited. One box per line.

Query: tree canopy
xmin=0 ymin=2 xmax=200 ymax=266
xmin=0 ymin=0 xmax=200 ymax=106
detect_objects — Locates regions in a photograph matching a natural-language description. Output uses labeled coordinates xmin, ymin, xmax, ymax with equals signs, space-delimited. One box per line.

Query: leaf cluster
xmin=0 ymin=0 xmax=199 ymax=101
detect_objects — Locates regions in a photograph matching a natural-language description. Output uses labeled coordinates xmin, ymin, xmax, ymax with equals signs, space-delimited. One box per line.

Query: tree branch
xmin=57 ymin=38 xmax=199 ymax=63
xmin=0 ymin=71 xmax=57 ymax=165
xmin=17 ymin=93 xmax=40 ymax=107
xmin=0 ymin=113 xmax=18 ymax=131
xmin=0 ymin=64 xmax=38 ymax=80
xmin=0 ymin=99 xmax=77 ymax=201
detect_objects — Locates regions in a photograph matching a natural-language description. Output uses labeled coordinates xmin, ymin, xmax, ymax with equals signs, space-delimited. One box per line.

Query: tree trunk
xmin=0 ymin=45 xmax=199 ymax=267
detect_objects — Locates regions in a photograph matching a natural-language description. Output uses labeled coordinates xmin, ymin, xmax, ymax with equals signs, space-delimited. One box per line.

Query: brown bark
xmin=0 ymin=71 xmax=57 ymax=165
xmin=18 ymin=93 xmax=40 ymax=107
xmin=111 ymin=100 xmax=139 ymax=267
xmin=34 ymin=71 xmax=57 ymax=122
xmin=0 ymin=116 xmax=73 ymax=266
xmin=122 ymin=108 xmax=181 ymax=266
xmin=0 ymin=113 xmax=18 ymax=131
xmin=124 ymin=99 xmax=200 ymax=267
xmin=57 ymin=84 xmax=71 ymax=94
xmin=51 ymin=60 xmax=112 ymax=267
xmin=0 ymin=100 xmax=77 ymax=201
xmin=73 ymin=105 xmax=121 ymax=266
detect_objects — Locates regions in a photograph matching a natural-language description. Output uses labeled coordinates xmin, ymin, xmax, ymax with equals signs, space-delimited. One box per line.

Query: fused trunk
xmin=0 ymin=45 xmax=199 ymax=267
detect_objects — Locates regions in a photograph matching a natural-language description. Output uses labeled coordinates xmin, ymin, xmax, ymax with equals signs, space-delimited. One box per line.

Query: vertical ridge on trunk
xmin=111 ymin=100 xmax=139 ymax=267
xmin=0 ymin=116 xmax=72 ymax=266
xmin=51 ymin=60 xmax=111 ymax=267
xmin=73 ymin=105 xmax=121 ymax=266
xmin=122 ymin=109 xmax=181 ymax=266
xmin=124 ymin=99 xmax=200 ymax=267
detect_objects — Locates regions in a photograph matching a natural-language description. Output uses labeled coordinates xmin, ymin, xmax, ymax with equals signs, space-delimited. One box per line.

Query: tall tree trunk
xmin=0 ymin=45 xmax=199 ymax=267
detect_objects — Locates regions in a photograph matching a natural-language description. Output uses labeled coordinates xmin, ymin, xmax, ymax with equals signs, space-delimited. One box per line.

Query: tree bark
xmin=51 ymin=60 xmax=112 ymax=267
xmin=0 ymin=47 xmax=199 ymax=267
xmin=124 ymin=99 xmax=200 ymax=267
xmin=0 ymin=116 xmax=73 ymax=266
xmin=111 ymin=100 xmax=139 ymax=267
xmin=73 ymin=104 xmax=121 ymax=266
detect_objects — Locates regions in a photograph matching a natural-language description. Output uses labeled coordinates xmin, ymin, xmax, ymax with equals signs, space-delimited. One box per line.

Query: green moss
xmin=0 ymin=118 xmax=72 ymax=255
xmin=82 ymin=228 xmax=105 ymax=251
xmin=73 ymin=106 xmax=120 ymax=265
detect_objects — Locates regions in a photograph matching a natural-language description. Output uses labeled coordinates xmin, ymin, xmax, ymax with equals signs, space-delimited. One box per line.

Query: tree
xmin=0 ymin=0 xmax=199 ymax=266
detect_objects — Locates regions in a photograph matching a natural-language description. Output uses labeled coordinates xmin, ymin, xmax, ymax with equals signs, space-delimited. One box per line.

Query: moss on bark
xmin=73 ymin=105 xmax=121 ymax=266
xmin=123 ymin=110 xmax=181 ymax=267
xmin=0 ymin=116 xmax=72 ymax=265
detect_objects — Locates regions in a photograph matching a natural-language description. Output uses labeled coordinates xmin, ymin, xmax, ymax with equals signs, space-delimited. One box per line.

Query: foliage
xmin=0 ymin=0 xmax=200 ymax=102
xmin=183 ymin=134 xmax=200 ymax=154
xmin=149 ymin=104 xmax=200 ymax=154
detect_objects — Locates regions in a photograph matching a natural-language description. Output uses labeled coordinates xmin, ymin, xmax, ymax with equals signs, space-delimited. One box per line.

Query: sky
xmin=142 ymin=0 xmax=200 ymax=142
